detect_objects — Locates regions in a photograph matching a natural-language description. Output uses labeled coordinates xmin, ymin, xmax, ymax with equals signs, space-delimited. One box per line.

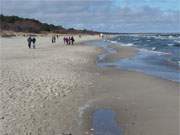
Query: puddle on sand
xmin=92 ymin=109 xmax=123 ymax=135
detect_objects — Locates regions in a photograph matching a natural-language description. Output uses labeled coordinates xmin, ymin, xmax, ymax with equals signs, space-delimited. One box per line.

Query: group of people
xmin=63 ymin=36 xmax=75 ymax=45
xmin=27 ymin=35 xmax=76 ymax=49
xmin=27 ymin=36 xmax=36 ymax=49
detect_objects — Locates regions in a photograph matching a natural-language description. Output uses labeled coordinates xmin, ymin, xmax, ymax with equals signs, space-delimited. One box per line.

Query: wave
xmin=146 ymin=39 xmax=151 ymax=42
xmin=139 ymin=48 xmax=171 ymax=55
xmin=110 ymin=40 xmax=118 ymax=44
xmin=167 ymin=43 xmax=175 ymax=46
xmin=175 ymin=40 xmax=180 ymax=43
xmin=108 ymin=40 xmax=135 ymax=47
xmin=151 ymin=47 xmax=156 ymax=51
xmin=168 ymin=35 xmax=174 ymax=39
xmin=118 ymin=42 xmax=135 ymax=47
xmin=174 ymin=41 xmax=180 ymax=47
xmin=167 ymin=43 xmax=180 ymax=47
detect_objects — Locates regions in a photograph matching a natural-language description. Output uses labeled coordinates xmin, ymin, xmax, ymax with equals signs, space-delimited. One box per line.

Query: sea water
xmin=87 ymin=34 xmax=180 ymax=82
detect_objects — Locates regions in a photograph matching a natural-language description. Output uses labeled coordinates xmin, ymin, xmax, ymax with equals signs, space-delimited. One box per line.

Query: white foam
xmin=167 ymin=43 xmax=174 ymax=46
xmin=152 ymin=47 xmax=156 ymax=51
xmin=175 ymin=40 xmax=180 ymax=44
xmin=109 ymin=40 xmax=134 ymax=46
xmin=139 ymin=48 xmax=170 ymax=55
xmin=178 ymin=61 xmax=180 ymax=66
xmin=168 ymin=35 xmax=173 ymax=39
xmin=120 ymin=43 xmax=134 ymax=47
xmin=110 ymin=41 xmax=118 ymax=44
xmin=153 ymin=35 xmax=167 ymax=40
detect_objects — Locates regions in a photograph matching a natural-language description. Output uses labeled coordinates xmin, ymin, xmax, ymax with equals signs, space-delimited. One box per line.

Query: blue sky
xmin=1 ymin=0 xmax=180 ymax=32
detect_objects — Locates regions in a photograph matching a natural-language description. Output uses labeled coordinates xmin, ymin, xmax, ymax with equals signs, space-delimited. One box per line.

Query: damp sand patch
xmin=78 ymin=100 xmax=124 ymax=135
xmin=92 ymin=108 xmax=123 ymax=135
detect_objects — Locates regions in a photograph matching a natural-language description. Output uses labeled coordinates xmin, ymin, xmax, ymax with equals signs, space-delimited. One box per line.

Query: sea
xmin=88 ymin=33 xmax=180 ymax=82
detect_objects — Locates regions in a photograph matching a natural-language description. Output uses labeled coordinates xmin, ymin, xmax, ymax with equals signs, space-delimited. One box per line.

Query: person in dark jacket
xmin=63 ymin=37 xmax=66 ymax=44
xmin=68 ymin=37 xmax=71 ymax=45
xmin=27 ymin=36 xmax=32 ymax=48
xmin=71 ymin=36 xmax=75 ymax=45
xmin=32 ymin=37 xmax=36 ymax=49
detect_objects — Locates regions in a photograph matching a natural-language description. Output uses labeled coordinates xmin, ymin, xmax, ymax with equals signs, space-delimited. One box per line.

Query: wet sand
xmin=80 ymin=43 xmax=179 ymax=135
xmin=82 ymin=68 xmax=179 ymax=135
xmin=101 ymin=45 xmax=138 ymax=63
xmin=0 ymin=36 xmax=179 ymax=135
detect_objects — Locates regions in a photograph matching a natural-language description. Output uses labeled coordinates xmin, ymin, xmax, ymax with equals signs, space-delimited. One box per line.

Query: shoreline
xmin=91 ymin=39 xmax=179 ymax=83
xmin=81 ymin=40 xmax=179 ymax=135
xmin=1 ymin=35 xmax=179 ymax=135
xmin=111 ymin=49 xmax=179 ymax=83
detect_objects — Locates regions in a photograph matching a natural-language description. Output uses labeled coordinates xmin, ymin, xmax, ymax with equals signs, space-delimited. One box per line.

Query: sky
xmin=1 ymin=0 xmax=180 ymax=33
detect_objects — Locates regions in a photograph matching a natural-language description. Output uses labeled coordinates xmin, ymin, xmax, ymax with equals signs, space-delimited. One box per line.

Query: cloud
xmin=1 ymin=0 xmax=180 ymax=32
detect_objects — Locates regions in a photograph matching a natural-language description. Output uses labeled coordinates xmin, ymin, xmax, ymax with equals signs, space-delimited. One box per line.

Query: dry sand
xmin=0 ymin=35 xmax=179 ymax=135
xmin=0 ymin=35 xmax=100 ymax=135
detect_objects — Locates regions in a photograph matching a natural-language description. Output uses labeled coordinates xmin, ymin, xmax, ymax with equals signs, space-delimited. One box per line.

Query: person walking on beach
xmin=32 ymin=37 xmax=36 ymax=49
xmin=71 ymin=36 xmax=75 ymax=45
xmin=52 ymin=36 xmax=56 ymax=44
xmin=52 ymin=36 xmax=54 ymax=43
xmin=66 ymin=37 xmax=69 ymax=45
xmin=54 ymin=36 xmax=56 ymax=43
xmin=68 ymin=37 xmax=71 ymax=45
xmin=27 ymin=36 xmax=32 ymax=48
xmin=63 ymin=37 xmax=66 ymax=44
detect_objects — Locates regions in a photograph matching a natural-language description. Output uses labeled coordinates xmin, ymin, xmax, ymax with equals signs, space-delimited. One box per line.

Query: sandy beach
xmin=0 ymin=35 xmax=179 ymax=135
